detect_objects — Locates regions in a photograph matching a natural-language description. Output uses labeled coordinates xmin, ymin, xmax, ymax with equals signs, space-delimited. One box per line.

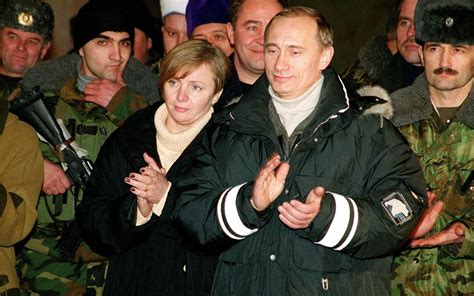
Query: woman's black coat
xmin=78 ymin=103 xmax=218 ymax=296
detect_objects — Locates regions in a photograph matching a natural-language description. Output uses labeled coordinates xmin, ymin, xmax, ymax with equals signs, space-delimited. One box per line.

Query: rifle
xmin=9 ymin=86 xmax=93 ymax=189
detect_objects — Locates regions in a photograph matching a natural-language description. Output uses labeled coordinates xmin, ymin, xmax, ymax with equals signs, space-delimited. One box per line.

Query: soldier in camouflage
xmin=390 ymin=0 xmax=473 ymax=294
xmin=14 ymin=1 xmax=153 ymax=295
xmin=0 ymin=0 xmax=53 ymax=101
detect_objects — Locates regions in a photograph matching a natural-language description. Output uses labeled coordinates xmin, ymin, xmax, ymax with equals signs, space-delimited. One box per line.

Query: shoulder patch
xmin=381 ymin=192 xmax=413 ymax=226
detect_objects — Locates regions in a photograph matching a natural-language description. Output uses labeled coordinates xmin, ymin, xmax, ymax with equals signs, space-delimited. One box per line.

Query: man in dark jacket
xmin=343 ymin=0 xmax=424 ymax=93
xmin=174 ymin=7 xmax=427 ymax=295
xmin=214 ymin=0 xmax=284 ymax=110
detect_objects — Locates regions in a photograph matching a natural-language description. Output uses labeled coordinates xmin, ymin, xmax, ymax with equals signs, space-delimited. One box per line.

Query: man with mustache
xmin=390 ymin=0 xmax=473 ymax=294
xmin=0 ymin=0 xmax=53 ymax=101
xmin=15 ymin=1 xmax=151 ymax=294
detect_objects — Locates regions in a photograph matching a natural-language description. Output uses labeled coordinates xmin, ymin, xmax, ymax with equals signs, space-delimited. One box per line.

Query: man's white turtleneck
xmin=269 ymin=75 xmax=324 ymax=136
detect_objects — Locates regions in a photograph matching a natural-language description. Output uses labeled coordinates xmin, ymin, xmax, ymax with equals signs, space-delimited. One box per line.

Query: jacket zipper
xmin=287 ymin=114 xmax=340 ymax=162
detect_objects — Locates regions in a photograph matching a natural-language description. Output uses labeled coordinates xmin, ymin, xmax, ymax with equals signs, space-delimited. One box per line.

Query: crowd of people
xmin=0 ymin=0 xmax=471 ymax=295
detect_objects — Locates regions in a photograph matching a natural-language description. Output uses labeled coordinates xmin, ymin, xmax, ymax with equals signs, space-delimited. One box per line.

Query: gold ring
xmin=144 ymin=184 xmax=148 ymax=192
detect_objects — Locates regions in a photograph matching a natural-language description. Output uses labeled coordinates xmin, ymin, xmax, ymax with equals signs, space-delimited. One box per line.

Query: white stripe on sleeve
xmin=316 ymin=192 xmax=358 ymax=249
xmin=216 ymin=183 xmax=258 ymax=240
xmin=335 ymin=197 xmax=358 ymax=251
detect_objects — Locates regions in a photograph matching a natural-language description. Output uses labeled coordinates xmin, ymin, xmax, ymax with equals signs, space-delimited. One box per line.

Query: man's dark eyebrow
xmin=95 ymin=34 xmax=131 ymax=42
xmin=96 ymin=34 xmax=112 ymax=40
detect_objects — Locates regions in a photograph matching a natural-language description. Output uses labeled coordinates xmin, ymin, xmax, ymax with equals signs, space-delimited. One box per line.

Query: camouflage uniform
xmin=390 ymin=74 xmax=473 ymax=295
xmin=16 ymin=74 xmax=148 ymax=295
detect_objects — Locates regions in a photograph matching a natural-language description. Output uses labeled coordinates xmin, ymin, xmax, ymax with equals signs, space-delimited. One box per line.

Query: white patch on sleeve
xmin=381 ymin=192 xmax=413 ymax=226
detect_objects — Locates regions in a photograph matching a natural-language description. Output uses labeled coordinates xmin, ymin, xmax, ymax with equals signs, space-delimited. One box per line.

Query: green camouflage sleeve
xmin=106 ymin=86 xmax=148 ymax=126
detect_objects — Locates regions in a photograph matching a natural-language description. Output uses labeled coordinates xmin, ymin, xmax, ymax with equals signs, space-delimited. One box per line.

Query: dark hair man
xmin=174 ymin=6 xmax=427 ymax=295
xmin=343 ymin=0 xmax=424 ymax=93
xmin=214 ymin=0 xmax=285 ymax=110
xmin=390 ymin=0 xmax=473 ymax=294
xmin=15 ymin=1 xmax=153 ymax=294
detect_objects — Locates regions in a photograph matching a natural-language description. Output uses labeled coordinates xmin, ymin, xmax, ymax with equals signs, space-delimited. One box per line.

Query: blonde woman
xmin=78 ymin=40 xmax=230 ymax=296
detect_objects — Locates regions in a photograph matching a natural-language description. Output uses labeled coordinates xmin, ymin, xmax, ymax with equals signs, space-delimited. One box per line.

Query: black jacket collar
xmin=225 ymin=68 xmax=352 ymax=139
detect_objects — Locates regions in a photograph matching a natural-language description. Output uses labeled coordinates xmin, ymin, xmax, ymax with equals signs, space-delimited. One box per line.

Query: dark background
xmin=45 ymin=0 xmax=394 ymax=72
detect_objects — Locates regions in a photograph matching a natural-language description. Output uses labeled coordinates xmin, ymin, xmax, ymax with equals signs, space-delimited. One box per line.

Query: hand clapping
xmin=125 ymin=152 xmax=168 ymax=217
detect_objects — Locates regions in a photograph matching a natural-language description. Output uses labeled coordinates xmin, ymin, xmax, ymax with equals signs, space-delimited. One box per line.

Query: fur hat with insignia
xmin=0 ymin=0 xmax=54 ymax=41
xmin=415 ymin=0 xmax=473 ymax=45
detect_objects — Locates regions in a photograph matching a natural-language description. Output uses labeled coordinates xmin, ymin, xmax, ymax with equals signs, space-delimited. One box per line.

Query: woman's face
xmin=164 ymin=63 xmax=221 ymax=133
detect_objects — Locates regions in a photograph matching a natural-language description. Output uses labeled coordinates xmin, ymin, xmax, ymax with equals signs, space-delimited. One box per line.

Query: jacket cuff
xmin=305 ymin=192 xmax=359 ymax=251
xmin=216 ymin=183 xmax=259 ymax=240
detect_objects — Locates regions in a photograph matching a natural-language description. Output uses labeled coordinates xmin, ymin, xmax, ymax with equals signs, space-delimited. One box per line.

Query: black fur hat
xmin=415 ymin=0 xmax=473 ymax=45
xmin=72 ymin=0 xmax=134 ymax=51
xmin=0 ymin=0 xmax=54 ymax=41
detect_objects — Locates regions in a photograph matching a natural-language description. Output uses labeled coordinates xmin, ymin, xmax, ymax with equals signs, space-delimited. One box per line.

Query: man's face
xmin=133 ymin=28 xmax=152 ymax=64
xmin=228 ymin=0 xmax=283 ymax=83
xmin=162 ymin=14 xmax=188 ymax=55
xmin=265 ymin=16 xmax=333 ymax=100
xmin=79 ymin=31 xmax=132 ymax=82
xmin=192 ymin=23 xmax=233 ymax=56
xmin=422 ymin=43 xmax=473 ymax=92
xmin=396 ymin=0 xmax=421 ymax=65
xmin=0 ymin=27 xmax=50 ymax=77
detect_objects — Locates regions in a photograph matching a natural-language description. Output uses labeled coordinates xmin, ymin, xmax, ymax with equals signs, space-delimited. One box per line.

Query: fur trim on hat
xmin=1 ymin=0 xmax=54 ymax=40
xmin=415 ymin=0 xmax=473 ymax=44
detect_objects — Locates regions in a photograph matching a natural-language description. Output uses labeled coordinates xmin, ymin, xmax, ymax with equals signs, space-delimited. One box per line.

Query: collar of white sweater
xmin=154 ymin=104 xmax=213 ymax=171
xmin=269 ymin=75 xmax=324 ymax=136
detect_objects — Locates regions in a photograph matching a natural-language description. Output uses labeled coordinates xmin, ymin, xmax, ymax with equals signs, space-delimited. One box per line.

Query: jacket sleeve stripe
xmin=316 ymin=192 xmax=357 ymax=249
xmin=217 ymin=183 xmax=257 ymax=240
xmin=335 ymin=198 xmax=358 ymax=251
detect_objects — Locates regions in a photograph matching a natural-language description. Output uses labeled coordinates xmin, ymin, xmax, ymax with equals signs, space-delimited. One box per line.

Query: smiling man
xmin=390 ymin=0 xmax=473 ymax=294
xmin=0 ymin=0 xmax=53 ymax=100
xmin=213 ymin=0 xmax=284 ymax=110
xmin=14 ymin=1 xmax=150 ymax=294
xmin=174 ymin=7 xmax=427 ymax=295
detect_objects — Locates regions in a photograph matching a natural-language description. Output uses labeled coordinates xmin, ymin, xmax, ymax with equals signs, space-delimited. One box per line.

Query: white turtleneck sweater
xmin=136 ymin=104 xmax=213 ymax=225
xmin=269 ymin=76 xmax=324 ymax=137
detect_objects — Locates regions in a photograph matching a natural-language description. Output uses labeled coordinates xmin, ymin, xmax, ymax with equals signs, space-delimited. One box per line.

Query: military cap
xmin=0 ymin=0 xmax=54 ymax=41
xmin=415 ymin=0 xmax=473 ymax=44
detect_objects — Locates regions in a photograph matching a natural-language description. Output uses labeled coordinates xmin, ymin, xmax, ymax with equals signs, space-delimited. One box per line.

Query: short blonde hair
xmin=264 ymin=6 xmax=334 ymax=49
xmin=159 ymin=40 xmax=231 ymax=96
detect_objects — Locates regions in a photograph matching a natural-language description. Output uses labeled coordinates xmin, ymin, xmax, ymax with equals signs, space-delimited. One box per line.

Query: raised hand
xmin=251 ymin=154 xmax=289 ymax=212
xmin=409 ymin=191 xmax=465 ymax=248
xmin=84 ymin=70 xmax=126 ymax=108
xmin=278 ymin=186 xmax=325 ymax=229
xmin=125 ymin=152 xmax=168 ymax=217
